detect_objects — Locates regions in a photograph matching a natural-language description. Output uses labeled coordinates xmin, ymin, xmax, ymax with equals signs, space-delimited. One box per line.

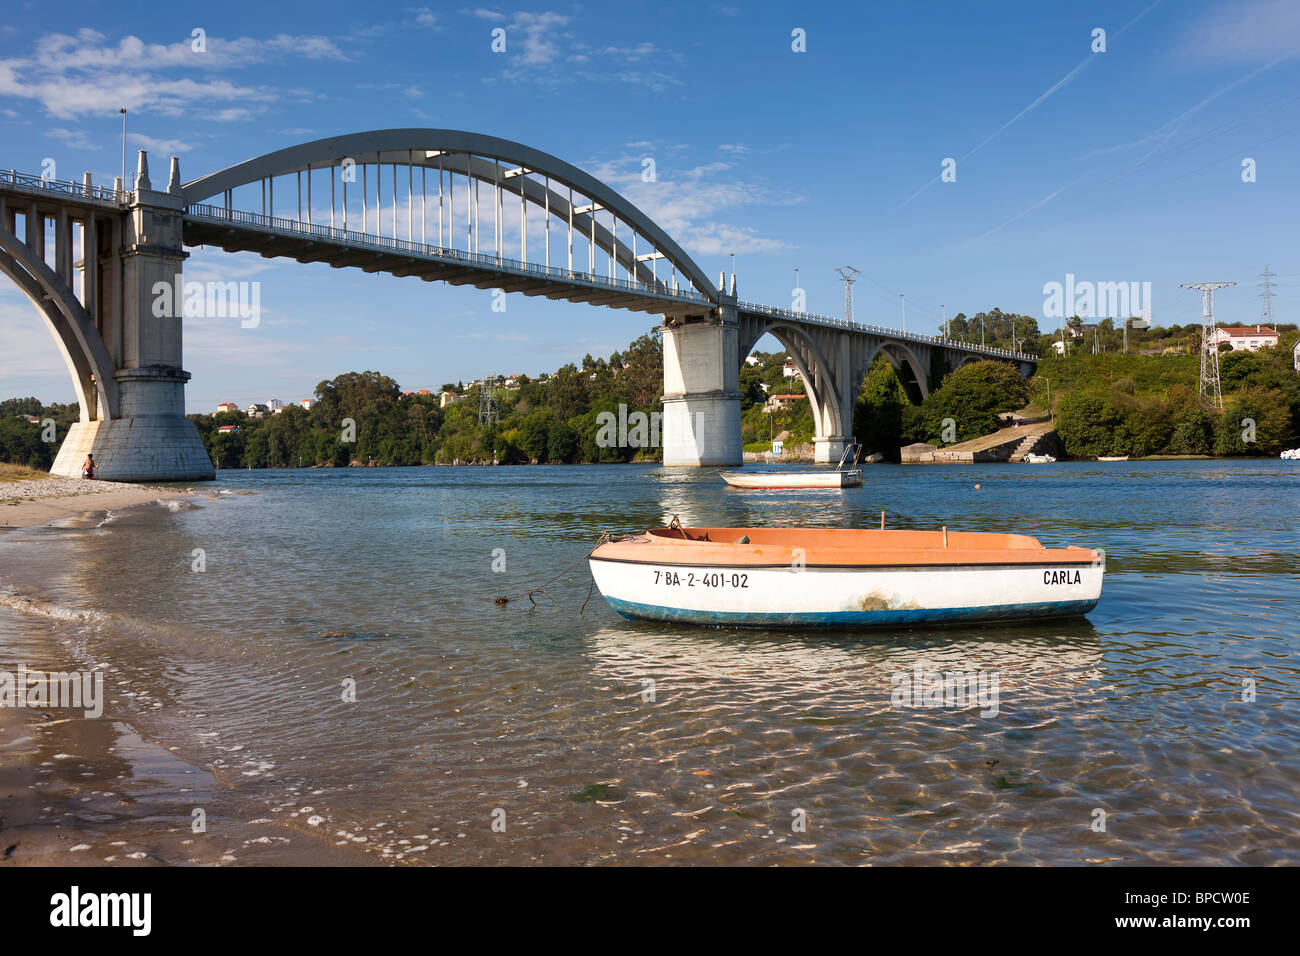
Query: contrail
xmin=983 ymin=55 xmax=1292 ymax=239
xmin=887 ymin=0 xmax=1163 ymax=216
xmin=963 ymin=0 xmax=1162 ymax=163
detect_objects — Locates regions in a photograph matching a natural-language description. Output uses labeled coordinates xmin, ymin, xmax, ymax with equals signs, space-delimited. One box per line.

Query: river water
xmin=1 ymin=460 xmax=1297 ymax=865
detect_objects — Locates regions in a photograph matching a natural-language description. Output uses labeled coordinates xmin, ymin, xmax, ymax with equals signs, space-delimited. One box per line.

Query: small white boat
xmin=1023 ymin=453 xmax=1057 ymax=463
xmin=720 ymin=469 xmax=862 ymax=489
xmin=1098 ymin=456 xmax=1129 ymax=462
xmin=589 ymin=520 xmax=1104 ymax=628
xmin=721 ymin=444 xmax=862 ymax=489
xmin=1282 ymin=448 xmax=1300 ymax=460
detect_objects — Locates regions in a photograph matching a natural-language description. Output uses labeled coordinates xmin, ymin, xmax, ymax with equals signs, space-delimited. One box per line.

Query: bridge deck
xmin=183 ymin=204 xmax=712 ymax=316
xmin=736 ymin=300 xmax=1035 ymax=363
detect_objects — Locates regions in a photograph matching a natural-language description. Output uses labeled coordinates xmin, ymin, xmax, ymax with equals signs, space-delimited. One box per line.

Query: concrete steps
xmin=1009 ymin=433 xmax=1050 ymax=463
xmin=902 ymin=421 xmax=1058 ymax=464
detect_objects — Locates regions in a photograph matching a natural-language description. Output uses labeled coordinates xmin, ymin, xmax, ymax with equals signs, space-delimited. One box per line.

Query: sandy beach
xmin=0 ymin=469 xmax=200 ymax=530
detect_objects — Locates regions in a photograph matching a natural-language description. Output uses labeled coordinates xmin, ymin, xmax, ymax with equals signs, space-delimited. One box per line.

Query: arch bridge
xmin=0 ymin=129 xmax=1035 ymax=479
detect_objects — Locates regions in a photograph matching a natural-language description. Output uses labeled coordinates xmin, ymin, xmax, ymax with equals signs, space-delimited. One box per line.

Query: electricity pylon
xmin=835 ymin=266 xmax=860 ymax=322
xmin=1259 ymin=265 xmax=1276 ymax=325
xmin=478 ymin=383 xmax=498 ymax=425
xmin=1181 ymin=281 xmax=1235 ymax=410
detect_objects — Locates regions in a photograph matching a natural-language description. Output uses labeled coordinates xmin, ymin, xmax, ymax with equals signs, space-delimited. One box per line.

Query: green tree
xmin=1056 ymin=392 xmax=1124 ymax=458
xmin=912 ymin=360 xmax=1030 ymax=444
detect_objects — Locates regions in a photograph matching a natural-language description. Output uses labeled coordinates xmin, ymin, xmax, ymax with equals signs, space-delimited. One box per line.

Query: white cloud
xmin=47 ymin=127 xmax=95 ymax=150
xmin=583 ymin=153 xmax=797 ymax=257
xmin=209 ymin=108 xmax=254 ymax=122
xmin=470 ymin=10 xmax=683 ymax=92
xmin=128 ymin=132 xmax=195 ymax=155
xmin=0 ymin=28 xmax=344 ymax=120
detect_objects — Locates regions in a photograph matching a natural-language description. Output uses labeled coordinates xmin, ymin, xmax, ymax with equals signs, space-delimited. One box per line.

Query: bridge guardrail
xmin=1 ymin=169 xmax=127 ymax=204
xmin=736 ymin=299 xmax=1036 ymax=361
xmin=186 ymin=203 xmax=716 ymax=306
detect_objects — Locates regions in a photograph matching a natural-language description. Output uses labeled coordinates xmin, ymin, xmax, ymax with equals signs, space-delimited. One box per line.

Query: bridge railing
xmin=736 ymin=299 xmax=1037 ymax=361
xmin=1 ymin=169 xmax=127 ymax=205
xmin=186 ymin=203 xmax=715 ymax=307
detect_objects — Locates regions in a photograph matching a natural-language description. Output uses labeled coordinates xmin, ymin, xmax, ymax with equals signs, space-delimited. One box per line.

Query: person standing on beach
xmin=82 ymin=453 xmax=95 ymax=479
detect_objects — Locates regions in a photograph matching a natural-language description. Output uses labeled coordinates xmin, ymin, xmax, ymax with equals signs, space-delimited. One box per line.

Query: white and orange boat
xmin=589 ymin=520 xmax=1104 ymax=627
xmin=719 ymin=469 xmax=862 ymax=489
xmin=721 ymin=444 xmax=862 ymax=489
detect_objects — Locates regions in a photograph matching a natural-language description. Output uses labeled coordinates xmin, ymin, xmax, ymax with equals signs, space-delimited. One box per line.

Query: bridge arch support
xmin=734 ymin=314 xmax=884 ymax=464
xmin=0 ymin=226 xmax=118 ymax=421
xmin=873 ymin=341 xmax=931 ymax=403
xmin=0 ymin=157 xmax=214 ymax=481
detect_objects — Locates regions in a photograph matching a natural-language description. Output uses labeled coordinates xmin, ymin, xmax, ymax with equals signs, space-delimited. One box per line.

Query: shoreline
xmin=0 ymin=482 xmax=372 ymax=866
xmin=0 ymin=475 xmax=209 ymax=530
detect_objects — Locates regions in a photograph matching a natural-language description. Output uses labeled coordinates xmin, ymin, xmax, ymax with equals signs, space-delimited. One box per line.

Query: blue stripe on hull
xmin=603 ymin=597 xmax=1099 ymax=628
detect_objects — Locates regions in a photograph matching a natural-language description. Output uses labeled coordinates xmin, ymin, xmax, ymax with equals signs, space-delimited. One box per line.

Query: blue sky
xmin=2 ymin=0 xmax=1300 ymax=411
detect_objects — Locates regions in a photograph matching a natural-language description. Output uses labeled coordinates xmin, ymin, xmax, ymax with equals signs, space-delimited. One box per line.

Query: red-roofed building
xmin=1208 ymin=325 xmax=1279 ymax=351
xmin=764 ymin=393 xmax=807 ymax=412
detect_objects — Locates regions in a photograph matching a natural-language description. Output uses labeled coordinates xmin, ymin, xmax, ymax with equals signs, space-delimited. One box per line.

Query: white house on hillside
xmin=1208 ymin=325 xmax=1278 ymax=351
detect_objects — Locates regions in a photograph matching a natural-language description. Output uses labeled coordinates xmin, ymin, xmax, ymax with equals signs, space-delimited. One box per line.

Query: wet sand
xmin=0 ymin=476 xmax=374 ymax=866
xmin=0 ymin=694 xmax=374 ymax=866
xmin=0 ymin=473 xmax=200 ymax=530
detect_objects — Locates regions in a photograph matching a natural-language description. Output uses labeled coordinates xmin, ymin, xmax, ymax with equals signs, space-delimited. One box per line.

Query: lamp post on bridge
xmin=118 ymin=108 xmax=127 ymax=193
xmin=899 ymin=293 xmax=905 ymax=334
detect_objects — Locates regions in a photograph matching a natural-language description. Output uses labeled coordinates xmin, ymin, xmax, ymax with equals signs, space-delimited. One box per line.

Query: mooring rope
xmin=485 ymin=530 xmax=636 ymax=614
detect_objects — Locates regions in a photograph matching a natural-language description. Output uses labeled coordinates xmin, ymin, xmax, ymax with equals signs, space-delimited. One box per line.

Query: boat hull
xmin=720 ymin=470 xmax=862 ymax=489
xmin=589 ymin=558 xmax=1103 ymax=628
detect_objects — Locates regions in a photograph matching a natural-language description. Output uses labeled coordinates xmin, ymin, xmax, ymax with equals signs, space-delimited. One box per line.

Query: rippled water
xmin=1 ymin=460 xmax=1297 ymax=864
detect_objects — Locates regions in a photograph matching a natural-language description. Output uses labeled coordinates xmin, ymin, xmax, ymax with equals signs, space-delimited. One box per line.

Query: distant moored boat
xmin=721 ymin=443 xmax=862 ymax=489
xmin=1098 ymin=456 xmax=1130 ymax=462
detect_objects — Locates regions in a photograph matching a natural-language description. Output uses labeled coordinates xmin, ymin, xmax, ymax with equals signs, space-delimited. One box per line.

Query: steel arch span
xmin=181 ymin=128 xmax=718 ymax=307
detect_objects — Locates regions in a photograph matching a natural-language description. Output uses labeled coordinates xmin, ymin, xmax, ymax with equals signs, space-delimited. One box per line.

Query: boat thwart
xmin=589 ymin=523 xmax=1104 ymax=628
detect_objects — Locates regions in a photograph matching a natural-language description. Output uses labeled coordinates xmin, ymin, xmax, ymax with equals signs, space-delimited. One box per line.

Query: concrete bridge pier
xmin=49 ymin=152 xmax=214 ymax=481
xmin=661 ymin=296 xmax=742 ymax=467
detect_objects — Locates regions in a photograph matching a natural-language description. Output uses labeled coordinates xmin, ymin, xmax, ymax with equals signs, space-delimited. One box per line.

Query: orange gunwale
xmin=590 ymin=527 xmax=1101 ymax=569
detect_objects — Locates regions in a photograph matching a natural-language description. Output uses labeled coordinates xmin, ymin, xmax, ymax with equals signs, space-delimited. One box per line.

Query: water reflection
xmin=0 ymin=459 xmax=1296 ymax=865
